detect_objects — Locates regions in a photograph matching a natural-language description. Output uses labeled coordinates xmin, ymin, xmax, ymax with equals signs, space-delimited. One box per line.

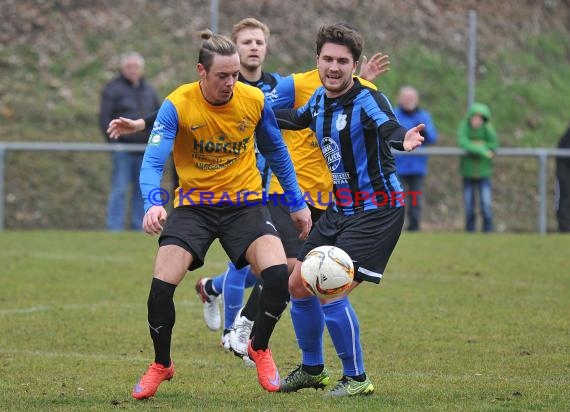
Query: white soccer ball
xmin=300 ymin=245 xmax=354 ymax=299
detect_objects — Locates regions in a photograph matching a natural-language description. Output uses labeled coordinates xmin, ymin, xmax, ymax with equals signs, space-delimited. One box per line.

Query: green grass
xmin=0 ymin=232 xmax=568 ymax=411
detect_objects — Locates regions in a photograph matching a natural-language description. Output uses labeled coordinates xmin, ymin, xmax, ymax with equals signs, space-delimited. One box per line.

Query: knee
xmin=289 ymin=270 xmax=312 ymax=299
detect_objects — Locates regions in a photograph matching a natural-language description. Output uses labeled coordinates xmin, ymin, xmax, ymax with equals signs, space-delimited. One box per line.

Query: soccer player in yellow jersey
xmin=130 ymin=31 xmax=311 ymax=399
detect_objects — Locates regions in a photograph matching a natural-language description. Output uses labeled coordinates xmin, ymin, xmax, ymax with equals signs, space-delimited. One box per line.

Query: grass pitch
xmin=0 ymin=231 xmax=568 ymax=411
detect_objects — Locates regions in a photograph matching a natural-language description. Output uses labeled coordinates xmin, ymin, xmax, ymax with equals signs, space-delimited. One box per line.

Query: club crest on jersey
xmin=237 ymin=118 xmax=250 ymax=132
xmin=266 ymin=88 xmax=278 ymax=102
xmin=336 ymin=114 xmax=347 ymax=131
xmin=321 ymin=136 xmax=341 ymax=171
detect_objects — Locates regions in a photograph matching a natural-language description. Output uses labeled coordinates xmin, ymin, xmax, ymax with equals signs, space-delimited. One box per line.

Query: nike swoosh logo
xmin=133 ymin=383 xmax=143 ymax=394
xmin=266 ymin=220 xmax=276 ymax=231
xmin=191 ymin=124 xmax=204 ymax=131
xmin=268 ymin=371 xmax=280 ymax=387
xmin=346 ymin=382 xmax=369 ymax=395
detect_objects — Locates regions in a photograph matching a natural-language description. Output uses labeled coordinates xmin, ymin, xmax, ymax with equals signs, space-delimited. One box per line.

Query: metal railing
xmin=1 ymin=141 xmax=569 ymax=233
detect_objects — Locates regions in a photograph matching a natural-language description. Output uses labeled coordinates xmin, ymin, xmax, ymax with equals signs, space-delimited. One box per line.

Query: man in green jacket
xmin=458 ymin=102 xmax=499 ymax=232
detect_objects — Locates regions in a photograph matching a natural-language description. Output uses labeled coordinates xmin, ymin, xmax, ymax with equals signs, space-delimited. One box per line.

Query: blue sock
xmin=290 ymin=296 xmax=324 ymax=366
xmin=323 ymin=296 xmax=365 ymax=377
xmin=221 ymin=263 xmax=253 ymax=330
xmin=211 ymin=263 xmax=233 ymax=295
xmin=244 ymin=269 xmax=257 ymax=288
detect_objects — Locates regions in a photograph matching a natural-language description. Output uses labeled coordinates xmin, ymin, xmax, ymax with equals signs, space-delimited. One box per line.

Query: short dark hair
xmin=316 ymin=23 xmax=363 ymax=62
xmin=198 ymin=30 xmax=237 ymax=71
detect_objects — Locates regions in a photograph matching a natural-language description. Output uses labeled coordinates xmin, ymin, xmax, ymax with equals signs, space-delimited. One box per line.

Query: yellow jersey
xmin=140 ymin=81 xmax=303 ymax=211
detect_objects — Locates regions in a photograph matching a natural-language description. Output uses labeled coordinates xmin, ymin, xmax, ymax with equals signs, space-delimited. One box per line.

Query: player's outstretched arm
xmin=107 ymin=117 xmax=145 ymax=139
xmin=358 ymin=52 xmax=390 ymax=82
xmin=403 ymin=124 xmax=425 ymax=152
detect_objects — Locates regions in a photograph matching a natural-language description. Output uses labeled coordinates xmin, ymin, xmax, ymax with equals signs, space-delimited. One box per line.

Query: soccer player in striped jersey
xmin=227 ymin=66 xmax=387 ymax=359
xmin=273 ymin=23 xmax=424 ymax=396
xmin=131 ymin=31 xmax=311 ymax=399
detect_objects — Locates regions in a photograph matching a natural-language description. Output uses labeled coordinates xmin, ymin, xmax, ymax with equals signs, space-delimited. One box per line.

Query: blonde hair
xmin=231 ymin=18 xmax=270 ymax=43
xmin=198 ymin=29 xmax=237 ymax=71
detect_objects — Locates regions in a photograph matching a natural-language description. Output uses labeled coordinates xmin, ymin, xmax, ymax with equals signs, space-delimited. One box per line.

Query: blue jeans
xmin=400 ymin=174 xmax=424 ymax=231
xmin=106 ymin=151 xmax=144 ymax=231
xmin=463 ymin=177 xmax=493 ymax=232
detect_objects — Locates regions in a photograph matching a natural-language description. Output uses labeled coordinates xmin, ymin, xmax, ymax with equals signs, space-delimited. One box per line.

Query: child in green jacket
xmin=458 ymin=102 xmax=499 ymax=232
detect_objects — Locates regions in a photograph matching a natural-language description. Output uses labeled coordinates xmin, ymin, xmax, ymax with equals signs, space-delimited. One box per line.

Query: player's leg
xmin=219 ymin=204 xmax=288 ymax=392
xmin=230 ymin=278 xmax=261 ymax=356
xmin=133 ymin=206 xmax=215 ymax=400
xmin=279 ymin=260 xmax=331 ymax=393
xmin=229 ymin=200 xmax=305 ymax=358
xmin=323 ymin=206 xmax=404 ymax=397
xmin=321 ymin=294 xmax=373 ymax=397
xmin=219 ymin=264 xmax=254 ymax=349
xmin=222 ymin=264 xmax=256 ymax=330
xmin=195 ymin=268 xmax=226 ymax=332
xmin=244 ymin=234 xmax=289 ymax=392
xmin=279 ymin=210 xmax=333 ymax=392
xmin=132 ymin=245 xmax=190 ymax=400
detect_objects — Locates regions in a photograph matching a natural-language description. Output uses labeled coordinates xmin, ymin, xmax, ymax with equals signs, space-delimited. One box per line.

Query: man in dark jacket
xmin=556 ymin=125 xmax=570 ymax=232
xmin=99 ymin=52 xmax=160 ymax=231
xmin=393 ymin=86 xmax=438 ymax=231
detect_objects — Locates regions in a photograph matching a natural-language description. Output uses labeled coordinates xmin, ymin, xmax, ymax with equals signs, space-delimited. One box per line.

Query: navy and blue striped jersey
xmin=239 ymin=71 xmax=284 ymax=96
xmin=275 ymin=78 xmax=408 ymax=215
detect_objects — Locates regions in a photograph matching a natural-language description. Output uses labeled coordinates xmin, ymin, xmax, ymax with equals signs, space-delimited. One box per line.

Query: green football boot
xmin=279 ymin=365 xmax=330 ymax=392
xmin=324 ymin=375 xmax=374 ymax=397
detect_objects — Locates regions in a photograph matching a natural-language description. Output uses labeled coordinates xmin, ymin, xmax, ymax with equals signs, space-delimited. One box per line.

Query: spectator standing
xmin=393 ymin=86 xmax=438 ymax=231
xmin=457 ymin=102 xmax=499 ymax=232
xmin=99 ymin=52 xmax=160 ymax=231
xmin=555 ymin=125 xmax=570 ymax=232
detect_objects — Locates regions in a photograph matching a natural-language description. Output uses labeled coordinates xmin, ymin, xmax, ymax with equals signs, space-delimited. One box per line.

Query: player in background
xmin=130 ymin=31 xmax=311 ymax=398
xmin=273 ymin=23 xmax=424 ymax=396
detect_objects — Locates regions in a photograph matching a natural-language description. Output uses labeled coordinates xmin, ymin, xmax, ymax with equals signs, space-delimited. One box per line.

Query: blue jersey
xmin=239 ymin=71 xmax=284 ymax=192
xmin=275 ymin=79 xmax=407 ymax=215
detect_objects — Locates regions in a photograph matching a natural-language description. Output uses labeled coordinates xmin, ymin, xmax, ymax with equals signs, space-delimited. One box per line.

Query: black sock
xmin=347 ymin=373 xmax=367 ymax=382
xmin=251 ymin=264 xmax=289 ymax=351
xmin=147 ymin=278 xmax=177 ymax=367
xmin=241 ymin=279 xmax=262 ymax=321
xmin=204 ymin=278 xmax=219 ymax=297
xmin=302 ymin=364 xmax=324 ymax=376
